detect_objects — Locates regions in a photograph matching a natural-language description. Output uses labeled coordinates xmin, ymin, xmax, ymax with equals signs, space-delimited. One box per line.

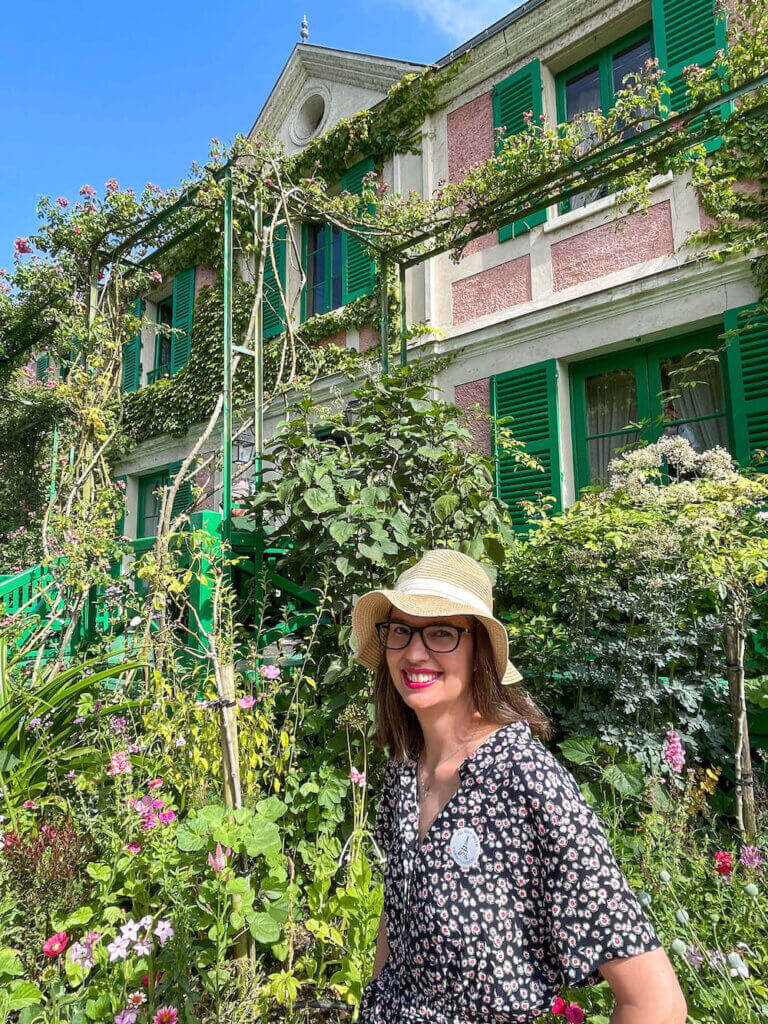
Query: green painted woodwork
xmin=300 ymin=221 xmax=344 ymax=322
xmin=490 ymin=359 xmax=562 ymax=529
xmin=724 ymin=303 xmax=768 ymax=469
xmin=570 ymin=326 xmax=728 ymax=492
xmin=262 ymin=222 xmax=287 ymax=339
xmin=168 ymin=461 xmax=193 ymax=521
xmin=555 ymin=25 xmax=654 ymax=214
xmin=121 ymin=300 xmax=142 ymax=393
xmin=341 ymin=156 xmax=376 ymax=303
xmin=170 ymin=267 xmax=195 ymax=374
xmin=493 ymin=60 xmax=546 ymax=241
xmin=137 ymin=463 xmax=193 ymax=538
xmin=35 ymin=354 xmax=49 ymax=383
xmin=651 ymin=0 xmax=726 ymax=116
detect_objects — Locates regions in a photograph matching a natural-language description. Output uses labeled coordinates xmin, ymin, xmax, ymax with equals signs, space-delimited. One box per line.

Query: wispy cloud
xmin=391 ymin=0 xmax=522 ymax=43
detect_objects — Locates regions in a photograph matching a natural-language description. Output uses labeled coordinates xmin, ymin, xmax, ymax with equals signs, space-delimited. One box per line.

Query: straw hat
xmin=351 ymin=548 xmax=523 ymax=686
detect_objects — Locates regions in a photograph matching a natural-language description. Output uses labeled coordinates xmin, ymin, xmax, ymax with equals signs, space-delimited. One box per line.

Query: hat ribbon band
xmin=395 ymin=577 xmax=492 ymax=616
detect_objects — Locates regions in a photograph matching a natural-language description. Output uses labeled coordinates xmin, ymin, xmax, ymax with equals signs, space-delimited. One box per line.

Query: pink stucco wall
xmin=194 ymin=264 xmax=217 ymax=299
xmin=318 ymin=330 xmax=346 ymax=348
xmin=454 ymin=378 xmax=491 ymax=455
xmin=551 ymin=200 xmax=674 ymax=291
xmin=358 ymin=326 xmax=381 ymax=353
xmin=447 ymin=92 xmax=496 ymax=258
xmin=451 ymin=254 xmax=532 ymax=325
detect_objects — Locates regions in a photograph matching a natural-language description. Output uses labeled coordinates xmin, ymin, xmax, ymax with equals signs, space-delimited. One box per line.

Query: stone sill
xmin=542 ymin=171 xmax=674 ymax=234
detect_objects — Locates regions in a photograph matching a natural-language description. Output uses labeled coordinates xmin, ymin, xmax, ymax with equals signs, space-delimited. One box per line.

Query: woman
xmin=351 ymin=548 xmax=687 ymax=1024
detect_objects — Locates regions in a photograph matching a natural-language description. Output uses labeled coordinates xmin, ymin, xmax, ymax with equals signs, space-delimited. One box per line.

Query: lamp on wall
xmin=343 ymin=398 xmax=361 ymax=428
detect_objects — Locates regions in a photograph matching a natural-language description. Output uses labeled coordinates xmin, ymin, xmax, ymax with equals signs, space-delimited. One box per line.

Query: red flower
xmin=42 ymin=931 xmax=69 ymax=957
xmin=141 ymin=971 xmax=163 ymax=988
xmin=714 ymin=850 xmax=733 ymax=876
xmin=14 ymin=237 xmax=33 ymax=256
xmin=565 ymin=1004 xmax=585 ymax=1024
xmin=551 ymin=997 xmax=566 ymax=1015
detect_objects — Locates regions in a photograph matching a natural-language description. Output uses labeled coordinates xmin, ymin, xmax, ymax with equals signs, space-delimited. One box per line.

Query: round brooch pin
xmin=450 ymin=826 xmax=481 ymax=868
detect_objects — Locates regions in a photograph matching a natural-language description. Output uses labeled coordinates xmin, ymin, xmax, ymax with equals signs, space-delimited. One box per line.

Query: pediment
xmin=249 ymin=44 xmax=425 ymax=156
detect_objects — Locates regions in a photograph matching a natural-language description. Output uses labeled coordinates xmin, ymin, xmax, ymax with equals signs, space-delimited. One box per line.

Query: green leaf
xmin=0 ymin=750 xmax=20 ymax=772
xmin=558 ymin=736 xmax=597 ymax=765
xmin=603 ymin=763 xmax=645 ymax=797
xmin=243 ymin=819 xmax=281 ymax=859
xmin=358 ymin=542 xmax=385 ymax=565
xmin=0 ymin=949 xmax=24 ymax=980
xmin=304 ymin=489 xmax=338 ymax=514
xmin=176 ymin=824 xmax=207 ymax=852
xmin=433 ymin=494 xmax=459 ymax=522
xmin=9 ymin=984 xmax=43 ymax=1012
xmin=246 ymin=911 xmax=282 ymax=944
xmin=85 ymin=862 xmax=111 ymax=883
xmin=256 ymin=796 xmax=287 ymax=822
xmin=329 ymin=521 xmax=356 ymax=546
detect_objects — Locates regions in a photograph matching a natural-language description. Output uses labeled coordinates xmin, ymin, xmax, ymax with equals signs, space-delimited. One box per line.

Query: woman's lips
xmin=402 ymin=669 xmax=442 ymax=690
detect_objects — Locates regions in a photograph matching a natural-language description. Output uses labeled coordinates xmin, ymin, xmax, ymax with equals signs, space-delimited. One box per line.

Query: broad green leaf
xmin=433 ymin=494 xmax=459 ymax=522
xmin=0 ymin=949 xmax=24 ymax=979
xmin=256 ymin=796 xmax=287 ymax=822
xmin=603 ymin=764 xmax=645 ymax=797
xmin=9 ymin=984 xmax=44 ymax=1012
xmin=176 ymin=825 xmax=207 ymax=852
xmin=558 ymin=736 xmax=597 ymax=765
xmin=329 ymin=521 xmax=356 ymax=546
xmin=246 ymin=911 xmax=282 ymax=944
xmin=86 ymin=862 xmax=111 ymax=883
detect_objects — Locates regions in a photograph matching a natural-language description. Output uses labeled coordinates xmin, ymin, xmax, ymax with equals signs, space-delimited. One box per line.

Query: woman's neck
xmin=417 ymin=705 xmax=495 ymax=774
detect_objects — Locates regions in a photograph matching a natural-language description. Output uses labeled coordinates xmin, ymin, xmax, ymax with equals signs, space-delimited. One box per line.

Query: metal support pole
xmin=380 ymin=258 xmax=389 ymax=374
xmin=222 ymin=167 xmax=233 ymax=556
xmin=398 ymin=262 xmax=407 ymax=368
xmin=252 ymin=193 xmax=264 ymax=616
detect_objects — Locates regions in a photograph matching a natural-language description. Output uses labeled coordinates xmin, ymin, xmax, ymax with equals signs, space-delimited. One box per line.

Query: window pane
xmin=564 ymin=66 xmax=607 ymax=209
xmin=156 ymin=297 xmax=173 ymax=368
xmin=142 ymin=475 xmax=163 ymax=536
xmin=588 ymin=431 xmax=641 ymax=484
xmin=659 ymin=352 xmax=729 ymax=452
xmin=565 ymin=65 xmax=601 ymax=119
xmin=585 ymin=366 xmax=639 ymax=437
xmin=612 ymin=37 xmax=652 ymax=94
xmin=331 ymin=227 xmax=343 ymax=309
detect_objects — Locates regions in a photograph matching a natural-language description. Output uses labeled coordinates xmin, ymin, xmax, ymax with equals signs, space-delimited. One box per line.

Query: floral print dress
xmin=358 ymin=720 xmax=661 ymax=1023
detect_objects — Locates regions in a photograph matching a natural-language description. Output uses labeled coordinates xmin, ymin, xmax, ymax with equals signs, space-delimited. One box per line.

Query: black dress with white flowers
xmin=358 ymin=720 xmax=661 ymax=1023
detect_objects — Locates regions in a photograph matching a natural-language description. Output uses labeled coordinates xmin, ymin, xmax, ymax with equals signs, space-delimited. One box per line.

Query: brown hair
xmin=371 ymin=608 xmax=551 ymax=763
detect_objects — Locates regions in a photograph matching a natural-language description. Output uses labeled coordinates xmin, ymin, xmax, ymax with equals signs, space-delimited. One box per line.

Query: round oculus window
xmin=293 ymin=93 xmax=327 ymax=142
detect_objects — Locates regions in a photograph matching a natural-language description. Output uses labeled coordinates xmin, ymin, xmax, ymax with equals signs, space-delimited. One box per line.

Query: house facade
xmin=109 ymin=0 xmax=766 ymax=539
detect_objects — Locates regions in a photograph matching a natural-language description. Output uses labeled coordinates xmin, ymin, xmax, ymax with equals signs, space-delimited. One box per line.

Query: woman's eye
xmin=391 ymin=625 xmax=410 ymax=636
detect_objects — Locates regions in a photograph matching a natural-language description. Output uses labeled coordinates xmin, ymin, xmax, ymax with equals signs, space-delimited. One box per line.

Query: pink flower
xmin=14 ymin=237 xmax=33 ymax=256
xmin=153 ymin=920 xmax=174 ymax=945
xmin=125 ymin=842 xmax=142 ymax=854
xmin=151 ymin=798 xmax=165 ymax=810
xmin=259 ymin=664 xmax=280 ymax=679
xmin=565 ymin=1005 xmax=585 ymax=1024
xmin=150 ymin=270 xmax=163 ymax=283
xmin=158 ymin=809 xmax=175 ymax=824
xmin=107 ymin=750 xmax=132 ymax=776
xmin=67 ymin=941 xmax=93 ymax=969
xmin=105 ymin=178 xmax=119 ymax=194
xmin=114 ymin=1011 xmax=138 ymax=1024
xmin=349 ymin=767 xmax=366 ymax=788
xmin=83 ymin=931 xmax=101 ymax=948
xmin=238 ymin=695 xmax=255 ymax=709
xmin=153 ymin=1007 xmax=178 ymax=1024
xmin=127 ymin=992 xmax=146 ymax=1008
xmin=740 ymin=845 xmax=764 ymax=869
xmin=715 ymin=850 xmax=734 ymax=876
xmin=551 ymin=997 xmax=566 ymax=1015
xmin=55 ymin=196 xmax=69 ymax=207
xmin=140 ymin=812 xmax=159 ymax=830
xmin=43 ymin=931 xmax=69 ymax=957
xmin=208 ymin=842 xmax=231 ymax=872
xmin=22 ymin=800 xmax=36 ymax=809
xmin=107 ymin=936 xmax=131 ymax=961
xmin=73 ymin=226 xmax=82 ymax=234
xmin=79 ymin=185 xmax=96 ymax=197
xmin=663 ymin=729 xmax=685 ymax=773
xmin=148 ymin=778 xmax=163 ymax=789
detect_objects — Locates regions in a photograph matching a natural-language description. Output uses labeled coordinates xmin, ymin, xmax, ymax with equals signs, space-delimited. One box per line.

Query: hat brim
xmin=351 ymin=589 xmax=522 ymax=686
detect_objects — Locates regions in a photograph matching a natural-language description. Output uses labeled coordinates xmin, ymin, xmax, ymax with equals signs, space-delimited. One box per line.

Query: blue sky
xmin=1 ymin=0 xmax=517 ymax=263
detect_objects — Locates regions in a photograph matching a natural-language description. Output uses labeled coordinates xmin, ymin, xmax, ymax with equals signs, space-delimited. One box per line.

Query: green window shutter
xmin=170 ymin=267 xmax=195 ymax=375
xmin=121 ymin=300 xmax=142 ymax=393
xmin=724 ymin=303 xmax=768 ymax=469
xmin=114 ymin=475 xmax=127 ymax=537
xmin=652 ymin=0 xmax=727 ymax=130
xmin=491 ymin=359 xmax=562 ymax=530
xmin=341 ymin=156 xmax=376 ymax=303
xmin=493 ymin=60 xmax=546 ymax=242
xmin=36 ymin=354 xmax=49 ymax=382
xmin=263 ymin=223 xmax=287 ymax=340
xmin=168 ymin=462 xmax=193 ymax=520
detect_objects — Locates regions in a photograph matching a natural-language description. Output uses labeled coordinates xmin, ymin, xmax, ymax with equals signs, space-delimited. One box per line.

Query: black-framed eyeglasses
xmin=375 ymin=621 xmax=473 ymax=653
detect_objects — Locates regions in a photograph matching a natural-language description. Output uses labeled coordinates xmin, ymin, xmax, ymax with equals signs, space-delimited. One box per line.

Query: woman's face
xmin=384 ymin=609 xmax=475 ymax=713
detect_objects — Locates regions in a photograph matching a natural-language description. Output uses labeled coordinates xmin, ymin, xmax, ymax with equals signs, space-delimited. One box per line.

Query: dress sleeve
xmin=372 ymin=758 xmax=399 ymax=857
xmin=515 ymin=745 xmax=662 ymax=989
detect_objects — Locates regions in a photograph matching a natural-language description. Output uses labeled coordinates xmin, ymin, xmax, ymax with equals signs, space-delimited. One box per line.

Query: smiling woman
xmin=350 ymin=548 xmax=687 ymax=1024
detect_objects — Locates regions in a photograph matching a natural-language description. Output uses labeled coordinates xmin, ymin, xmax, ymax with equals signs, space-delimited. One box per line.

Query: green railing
xmin=147 ymin=364 xmax=171 ymax=384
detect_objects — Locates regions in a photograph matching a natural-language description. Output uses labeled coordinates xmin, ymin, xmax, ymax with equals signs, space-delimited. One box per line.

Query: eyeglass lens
xmin=379 ymin=623 xmax=461 ymax=652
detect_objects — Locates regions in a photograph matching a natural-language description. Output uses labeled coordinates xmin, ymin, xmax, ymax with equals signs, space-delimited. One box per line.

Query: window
xmin=556 ymin=27 xmax=654 ymax=212
xmin=139 ymin=470 xmax=167 ymax=538
xmin=150 ymin=296 xmax=173 ymax=382
xmin=303 ymin=223 xmax=343 ymax=319
xmin=570 ymin=328 xmax=730 ymax=490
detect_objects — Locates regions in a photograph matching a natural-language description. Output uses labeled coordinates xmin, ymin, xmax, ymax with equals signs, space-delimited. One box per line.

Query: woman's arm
xmin=371 ymin=909 xmax=390 ymax=980
xmin=599 ymin=947 xmax=688 ymax=1023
